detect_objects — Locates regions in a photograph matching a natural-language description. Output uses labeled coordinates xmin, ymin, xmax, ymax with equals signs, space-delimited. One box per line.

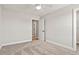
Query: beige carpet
xmin=0 ymin=40 xmax=79 ymax=55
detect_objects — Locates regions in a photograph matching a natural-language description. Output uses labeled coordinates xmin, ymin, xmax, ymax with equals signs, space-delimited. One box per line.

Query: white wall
xmin=0 ymin=5 xmax=2 ymax=46
xmin=41 ymin=5 xmax=79 ymax=50
xmin=0 ymin=5 xmax=32 ymax=45
xmin=44 ymin=7 xmax=73 ymax=48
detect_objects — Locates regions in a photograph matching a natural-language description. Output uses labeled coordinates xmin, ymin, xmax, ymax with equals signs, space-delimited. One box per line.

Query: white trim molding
xmin=47 ymin=40 xmax=74 ymax=51
xmin=72 ymin=9 xmax=77 ymax=51
xmin=1 ymin=40 xmax=32 ymax=47
xmin=72 ymin=8 xmax=79 ymax=51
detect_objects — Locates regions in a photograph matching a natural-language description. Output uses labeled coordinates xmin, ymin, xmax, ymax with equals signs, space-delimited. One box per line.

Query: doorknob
xmin=42 ymin=30 xmax=45 ymax=32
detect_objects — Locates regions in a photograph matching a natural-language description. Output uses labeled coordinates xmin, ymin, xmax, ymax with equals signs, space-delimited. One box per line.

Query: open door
xmin=39 ymin=18 xmax=46 ymax=41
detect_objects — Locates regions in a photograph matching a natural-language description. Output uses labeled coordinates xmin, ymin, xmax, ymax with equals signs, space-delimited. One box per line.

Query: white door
xmin=39 ymin=18 xmax=46 ymax=41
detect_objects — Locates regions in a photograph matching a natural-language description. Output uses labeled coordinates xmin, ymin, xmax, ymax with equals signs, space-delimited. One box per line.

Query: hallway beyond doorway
xmin=32 ymin=20 xmax=39 ymax=41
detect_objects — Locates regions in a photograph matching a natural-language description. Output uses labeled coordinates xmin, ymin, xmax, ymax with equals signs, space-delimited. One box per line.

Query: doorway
xmin=32 ymin=20 xmax=39 ymax=41
xmin=76 ymin=10 xmax=79 ymax=51
xmin=73 ymin=8 xmax=79 ymax=51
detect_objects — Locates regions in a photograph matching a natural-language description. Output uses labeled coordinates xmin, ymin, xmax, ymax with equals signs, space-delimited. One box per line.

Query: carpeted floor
xmin=0 ymin=40 xmax=79 ymax=55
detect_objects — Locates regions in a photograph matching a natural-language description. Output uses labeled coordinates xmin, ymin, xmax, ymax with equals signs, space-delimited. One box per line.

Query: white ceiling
xmin=3 ymin=4 xmax=69 ymax=17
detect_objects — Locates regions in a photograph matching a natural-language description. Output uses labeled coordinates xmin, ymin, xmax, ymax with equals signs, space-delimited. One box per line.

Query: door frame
xmin=43 ymin=19 xmax=46 ymax=42
xmin=73 ymin=8 xmax=79 ymax=51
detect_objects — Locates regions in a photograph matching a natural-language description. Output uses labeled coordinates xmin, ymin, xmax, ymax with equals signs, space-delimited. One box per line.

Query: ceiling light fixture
xmin=36 ymin=4 xmax=42 ymax=10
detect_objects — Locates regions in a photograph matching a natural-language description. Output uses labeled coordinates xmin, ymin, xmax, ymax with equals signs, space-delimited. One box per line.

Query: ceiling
xmin=3 ymin=4 xmax=70 ymax=17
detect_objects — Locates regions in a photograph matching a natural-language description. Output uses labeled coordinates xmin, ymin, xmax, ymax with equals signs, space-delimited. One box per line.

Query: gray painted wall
xmin=41 ymin=5 xmax=79 ymax=50
xmin=0 ymin=5 xmax=32 ymax=45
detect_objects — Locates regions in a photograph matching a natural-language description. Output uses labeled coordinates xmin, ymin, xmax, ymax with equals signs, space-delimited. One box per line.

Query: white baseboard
xmin=1 ymin=40 xmax=32 ymax=47
xmin=47 ymin=40 xmax=74 ymax=51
